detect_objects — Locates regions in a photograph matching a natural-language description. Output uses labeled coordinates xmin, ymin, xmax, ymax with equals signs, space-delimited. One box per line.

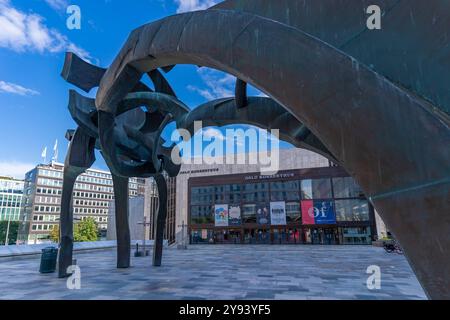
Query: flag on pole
xmin=41 ymin=147 xmax=47 ymax=163
xmin=52 ymin=139 xmax=58 ymax=162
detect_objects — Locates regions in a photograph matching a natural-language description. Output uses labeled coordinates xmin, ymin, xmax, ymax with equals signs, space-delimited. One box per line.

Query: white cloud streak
xmin=0 ymin=0 xmax=92 ymax=62
xmin=188 ymin=68 xmax=235 ymax=100
xmin=0 ymin=161 xmax=35 ymax=179
xmin=175 ymin=0 xmax=219 ymax=13
xmin=0 ymin=80 xmax=39 ymax=96
xmin=44 ymin=0 xmax=69 ymax=11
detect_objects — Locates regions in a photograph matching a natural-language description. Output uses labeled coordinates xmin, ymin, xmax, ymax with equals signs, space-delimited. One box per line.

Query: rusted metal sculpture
xmin=60 ymin=0 xmax=450 ymax=299
xmin=59 ymin=53 xmax=329 ymax=276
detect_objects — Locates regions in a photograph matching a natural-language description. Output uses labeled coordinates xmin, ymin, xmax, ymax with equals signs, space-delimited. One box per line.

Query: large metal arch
xmin=95 ymin=10 xmax=450 ymax=299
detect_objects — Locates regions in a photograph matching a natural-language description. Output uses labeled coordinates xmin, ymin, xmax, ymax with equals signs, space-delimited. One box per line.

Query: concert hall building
xmin=175 ymin=149 xmax=387 ymax=246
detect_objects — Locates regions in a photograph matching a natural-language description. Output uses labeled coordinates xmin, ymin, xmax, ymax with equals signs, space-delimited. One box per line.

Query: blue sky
xmin=0 ymin=0 xmax=291 ymax=178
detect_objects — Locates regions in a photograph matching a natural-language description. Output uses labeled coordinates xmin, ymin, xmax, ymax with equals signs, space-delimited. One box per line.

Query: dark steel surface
xmin=57 ymin=1 xmax=450 ymax=299
xmin=91 ymin=5 xmax=449 ymax=299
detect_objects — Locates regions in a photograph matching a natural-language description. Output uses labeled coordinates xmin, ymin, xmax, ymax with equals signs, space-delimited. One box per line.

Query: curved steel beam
xmin=179 ymin=96 xmax=336 ymax=162
xmin=213 ymin=0 xmax=450 ymax=116
xmin=95 ymin=9 xmax=450 ymax=299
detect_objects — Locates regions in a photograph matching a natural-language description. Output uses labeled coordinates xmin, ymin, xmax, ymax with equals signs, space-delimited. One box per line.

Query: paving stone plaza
xmin=0 ymin=245 xmax=426 ymax=300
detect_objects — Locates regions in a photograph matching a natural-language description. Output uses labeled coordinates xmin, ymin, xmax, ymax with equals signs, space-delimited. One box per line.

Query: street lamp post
xmin=4 ymin=213 xmax=11 ymax=246
xmin=177 ymin=220 xmax=188 ymax=250
xmin=137 ymin=215 xmax=151 ymax=256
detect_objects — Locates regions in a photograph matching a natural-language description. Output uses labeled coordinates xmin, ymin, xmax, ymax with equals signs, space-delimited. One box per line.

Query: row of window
xmin=0 ymin=210 xmax=21 ymax=221
xmin=74 ymin=207 xmax=109 ymax=215
xmin=191 ymin=177 xmax=364 ymax=205
xmin=36 ymin=187 xmax=62 ymax=196
xmin=35 ymin=196 xmax=60 ymax=204
xmin=34 ymin=205 xmax=61 ymax=213
xmin=37 ymin=178 xmax=63 ymax=187
xmin=33 ymin=214 xmax=58 ymax=222
xmin=31 ymin=224 xmax=55 ymax=231
xmin=191 ymin=199 xmax=370 ymax=224
xmin=76 ymin=174 xmax=113 ymax=186
xmin=73 ymin=191 xmax=113 ymax=200
xmin=39 ymin=169 xmax=63 ymax=179
xmin=0 ymin=180 xmax=24 ymax=193
xmin=75 ymin=182 xmax=113 ymax=193
xmin=0 ymin=194 xmax=22 ymax=207
xmin=74 ymin=199 xmax=109 ymax=207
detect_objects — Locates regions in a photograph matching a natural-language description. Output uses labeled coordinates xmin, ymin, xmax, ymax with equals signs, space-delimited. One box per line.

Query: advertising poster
xmin=214 ymin=204 xmax=229 ymax=227
xmin=228 ymin=205 xmax=241 ymax=226
xmin=256 ymin=204 xmax=270 ymax=225
xmin=301 ymin=200 xmax=336 ymax=225
xmin=270 ymin=201 xmax=287 ymax=225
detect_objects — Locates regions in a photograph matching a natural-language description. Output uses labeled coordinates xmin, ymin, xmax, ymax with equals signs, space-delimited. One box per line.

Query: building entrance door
xmin=311 ymin=228 xmax=322 ymax=244
xmin=256 ymin=229 xmax=270 ymax=244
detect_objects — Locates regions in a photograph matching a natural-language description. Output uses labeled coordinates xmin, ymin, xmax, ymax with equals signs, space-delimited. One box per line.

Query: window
xmin=190 ymin=205 xmax=213 ymax=224
xmin=333 ymin=177 xmax=364 ymax=198
xmin=286 ymin=202 xmax=301 ymax=223
xmin=335 ymin=199 xmax=370 ymax=222
xmin=301 ymin=179 xmax=332 ymax=199
xmin=242 ymin=204 xmax=256 ymax=223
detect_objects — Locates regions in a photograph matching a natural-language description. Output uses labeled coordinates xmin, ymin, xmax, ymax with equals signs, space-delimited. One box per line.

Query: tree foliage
xmin=0 ymin=221 xmax=19 ymax=245
xmin=48 ymin=218 xmax=100 ymax=244
xmin=50 ymin=224 xmax=60 ymax=243
xmin=74 ymin=217 xmax=98 ymax=242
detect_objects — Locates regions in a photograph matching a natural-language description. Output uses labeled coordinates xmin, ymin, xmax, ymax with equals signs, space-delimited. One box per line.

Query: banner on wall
xmin=301 ymin=200 xmax=336 ymax=225
xmin=214 ymin=204 xmax=229 ymax=227
xmin=256 ymin=204 xmax=270 ymax=225
xmin=228 ymin=205 xmax=241 ymax=226
xmin=270 ymin=201 xmax=287 ymax=225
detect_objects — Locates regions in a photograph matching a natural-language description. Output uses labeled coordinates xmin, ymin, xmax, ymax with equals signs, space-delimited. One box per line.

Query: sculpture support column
xmin=153 ymin=174 xmax=167 ymax=267
xmin=58 ymin=128 xmax=95 ymax=278
xmin=112 ymin=174 xmax=131 ymax=268
xmin=58 ymin=168 xmax=82 ymax=278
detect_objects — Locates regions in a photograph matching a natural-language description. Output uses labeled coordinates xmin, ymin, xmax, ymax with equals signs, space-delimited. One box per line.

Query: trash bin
xmin=39 ymin=247 xmax=58 ymax=273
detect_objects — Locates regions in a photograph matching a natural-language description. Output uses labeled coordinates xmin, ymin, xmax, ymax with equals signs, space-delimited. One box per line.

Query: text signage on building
xmin=228 ymin=205 xmax=241 ymax=226
xmin=270 ymin=201 xmax=287 ymax=226
xmin=244 ymin=172 xmax=296 ymax=181
xmin=214 ymin=204 xmax=229 ymax=227
xmin=301 ymin=200 xmax=336 ymax=225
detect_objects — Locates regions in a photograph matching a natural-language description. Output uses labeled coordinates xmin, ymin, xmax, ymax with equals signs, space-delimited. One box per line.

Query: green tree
xmin=74 ymin=217 xmax=98 ymax=242
xmin=0 ymin=221 xmax=19 ymax=245
xmin=50 ymin=224 xmax=60 ymax=243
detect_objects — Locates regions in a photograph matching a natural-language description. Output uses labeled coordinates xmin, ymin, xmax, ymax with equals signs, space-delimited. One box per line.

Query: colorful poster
xmin=228 ymin=205 xmax=241 ymax=226
xmin=301 ymin=200 xmax=336 ymax=225
xmin=256 ymin=204 xmax=270 ymax=225
xmin=214 ymin=204 xmax=229 ymax=227
xmin=270 ymin=201 xmax=286 ymax=225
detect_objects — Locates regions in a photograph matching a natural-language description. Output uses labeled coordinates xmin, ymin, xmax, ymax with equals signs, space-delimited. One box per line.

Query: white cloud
xmin=0 ymin=0 xmax=92 ymax=62
xmin=188 ymin=68 xmax=235 ymax=100
xmin=0 ymin=80 xmax=39 ymax=96
xmin=44 ymin=0 xmax=68 ymax=11
xmin=0 ymin=161 xmax=35 ymax=179
xmin=175 ymin=0 xmax=219 ymax=13
xmin=202 ymin=128 xmax=225 ymax=141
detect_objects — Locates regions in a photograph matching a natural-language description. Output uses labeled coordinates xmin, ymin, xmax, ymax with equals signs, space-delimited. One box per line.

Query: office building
xmin=175 ymin=148 xmax=387 ymax=245
xmin=17 ymin=162 xmax=145 ymax=244
xmin=0 ymin=176 xmax=24 ymax=222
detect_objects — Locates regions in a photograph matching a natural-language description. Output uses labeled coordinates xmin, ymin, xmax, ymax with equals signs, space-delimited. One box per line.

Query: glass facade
xmin=189 ymin=168 xmax=375 ymax=245
xmin=0 ymin=177 xmax=24 ymax=222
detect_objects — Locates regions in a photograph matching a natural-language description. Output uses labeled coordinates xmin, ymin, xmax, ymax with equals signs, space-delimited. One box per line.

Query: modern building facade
xmin=0 ymin=176 xmax=24 ymax=222
xmin=175 ymin=149 xmax=387 ymax=246
xmin=107 ymin=174 xmax=177 ymax=245
xmin=17 ymin=162 xmax=145 ymax=244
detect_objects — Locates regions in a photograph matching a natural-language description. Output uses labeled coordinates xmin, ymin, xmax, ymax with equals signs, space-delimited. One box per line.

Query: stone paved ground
xmin=0 ymin=245 xmax=426 ymax=300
